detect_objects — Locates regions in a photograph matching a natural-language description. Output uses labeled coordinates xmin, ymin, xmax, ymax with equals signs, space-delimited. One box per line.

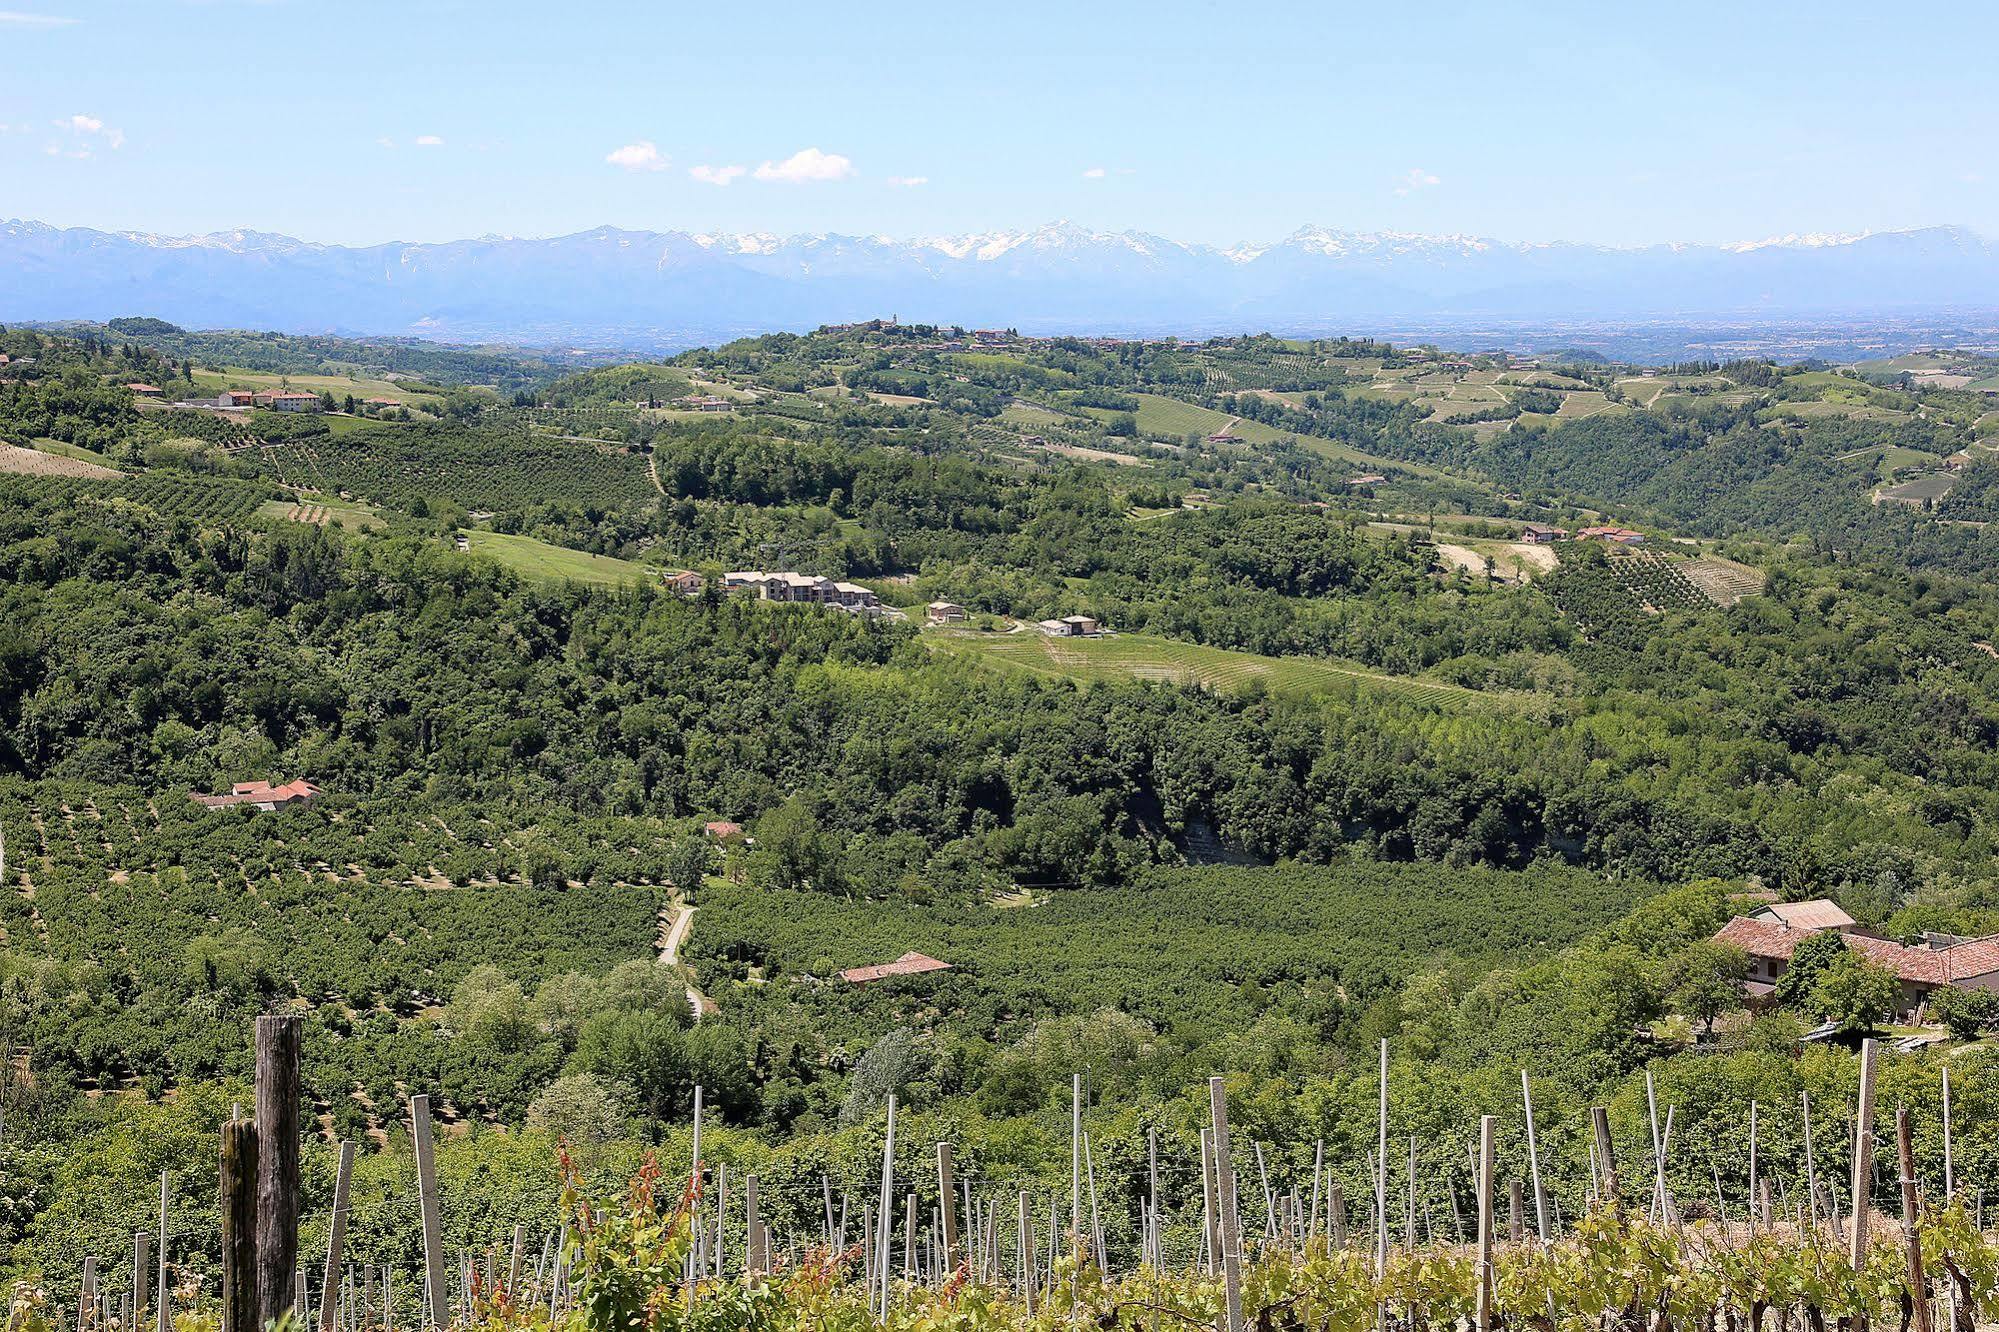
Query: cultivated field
xmin=925 ymin=626 xmax=1497 ymax=707
xmin=462 ymin=530 xmax=660 ymax=588
xmin=0 ymin=441 xmax=123 ymax=479
xmin=1877 ymin=473 xmax=1958 ymax=505
xmin=258 ymin=493 xmax=384 ymax=530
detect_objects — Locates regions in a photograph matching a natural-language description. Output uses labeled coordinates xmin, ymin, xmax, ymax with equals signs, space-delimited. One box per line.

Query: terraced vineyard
xmin=1605 ymin=550 xmax=1710 ymax=611
xmin=925 ymin=627 xmax=1500 ymax=707
xmin=1681 ymin=555 xmax=1767 ymax=605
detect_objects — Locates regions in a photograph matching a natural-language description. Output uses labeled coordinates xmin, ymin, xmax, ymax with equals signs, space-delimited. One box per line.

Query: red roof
xmin=1715 ymin=916 xmax=1999 ymax=986
xmin=703 ymin=820 xmax=743 ymax=838
xmin=126 ymin=383 xmax=162 ymax=393
xmin=191 ymin=778 xmax=320 ymax=810
xmin=839 ymin=952 xmax=952 ymax=984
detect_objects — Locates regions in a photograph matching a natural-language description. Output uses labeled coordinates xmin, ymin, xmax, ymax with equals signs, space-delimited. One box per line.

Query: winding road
xmin=658 ymin=903 xmax=709 ymax=1023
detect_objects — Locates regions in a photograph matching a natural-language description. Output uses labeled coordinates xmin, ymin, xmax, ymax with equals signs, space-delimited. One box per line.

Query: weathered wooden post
xmin=1199 ymin=1127 xmax=1218 ymax=1275
xmin=1802 ymin=1090 xmax=1825 ymax=1233
xmin=1070 ymin=1074 xmax=1083 ymax=1252
xmin=1942 ymin=1067 xmax=1956 ymax=1201
xmin=255 ymin=1014 xmax=303 ymax=1328
xmin=78 ymin=1255 xmax=97 ymax=1332
xmin=1508 ymin=1180 xmax=1524 ymax=1243
xmin=936 ymin=1143 xmax=960 ymax=1272
xmin=1209 ymin=1076 xmax=1244 ymax=1332
xmin=1747 ymin=1100 xmax=1761 ymax=1232
xmin=132 ymin=1230 xmax=151 ymax=1328
xmin=1591 ymin=1106 xmax=1621 ymax=1214
xmin=1375 ymin=1040 xmax=1390 ymax=1280
xmin=875 ymin=1095 xmax=896 ymax=1319
xmin=221 ymin=1118 xmax=260 ymax=1332
xmin=1521 ymin=1071 xmax=1551 ymax=1242
xmin=1850 ymin=1038 xmax=1879 ymax=1267
xmin=508 ymin=1224 xmax=525 ymax=1294
xmin=1476 ymin=1116 xmax=1496 ymax=1331
xmin=320 ymin=1141 xmax=354 ymax=1332
xmin=1017 ymin=1191 xmax=1035 ymax=1315
xmin=1898 ymin=1107 xmax=1934 ymax=1332
xmin=409 ymin=1096 xmax=448 ymax=1331
xmin=744 ymin=1174 xmax=762 ymax=1279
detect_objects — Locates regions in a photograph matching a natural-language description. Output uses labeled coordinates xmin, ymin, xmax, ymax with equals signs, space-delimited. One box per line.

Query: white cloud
xmin=1393 ymin=167 xmax=1441 ymax=196
xmin=753 ymin=147 xmax=854 ymax=183
xmin=689 ymin=163 xmax=746 ymax=186
xmin=376 ymin=136 xmax=396 ymax=149
xmin=414 ymin=134 xmax=444 ymax=147
xmin=605 ymin=140 xmax=668 ymax=173
xmin=52 ymin=112 xmax=122 ymax=155
xmin=1082 ymin=166 xmax=1107 ymax=179
xmin=886 ymin=175 xmax=928 ymax=188
xmin=0 ymin=10 xmax=80 ymax=26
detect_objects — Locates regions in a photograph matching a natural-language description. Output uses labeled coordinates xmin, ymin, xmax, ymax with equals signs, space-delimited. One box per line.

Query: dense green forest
xmin=6 ymin=322 xmax=1999 ymax=1300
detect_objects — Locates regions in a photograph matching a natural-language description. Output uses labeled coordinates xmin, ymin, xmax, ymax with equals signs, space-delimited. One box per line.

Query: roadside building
xmin=669 ymin=571 xmax=706 ymax=596
xmin=926 ymin=601 xmax=967 ymax=624
xmin=125 ymin=383 xmax=164 ymax=397
xmin=216 ymin=389 xmax=256 ymax=408
xmin=1521 ymin=523 xmax=1569 ymax=544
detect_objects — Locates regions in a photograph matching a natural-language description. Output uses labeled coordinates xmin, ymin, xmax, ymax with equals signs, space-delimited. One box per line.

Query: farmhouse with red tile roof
xmin=191 ymin=779 xmax=320 ymax=812
xmin=839 ymin=952 xmax=952 ymax=984
xmin=1714 ymin=901 xmax=1999 ymax=1018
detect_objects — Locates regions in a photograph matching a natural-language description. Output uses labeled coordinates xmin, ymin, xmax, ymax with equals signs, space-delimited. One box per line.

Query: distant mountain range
xmin=4 ymin=218 xmax=1997 ymax=350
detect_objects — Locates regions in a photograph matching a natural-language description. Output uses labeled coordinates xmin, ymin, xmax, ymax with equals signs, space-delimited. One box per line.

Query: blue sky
xmin=2 ymin=0 xmax=1994 ymax=248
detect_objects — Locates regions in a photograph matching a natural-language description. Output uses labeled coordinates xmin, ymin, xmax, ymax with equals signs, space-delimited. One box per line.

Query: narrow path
xmin=646 ymin=449 xmax=665 ymax=495
xmin=658 ymin=902 xmax=708 ymax=1022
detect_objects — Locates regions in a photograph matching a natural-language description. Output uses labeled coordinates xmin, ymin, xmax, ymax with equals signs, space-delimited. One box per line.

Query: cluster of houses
xmin=191 ymin=778 xmax=321 ymax=812
xmin=667 ymin=570 xmax=908 ymax=620
xmin=1517 ymin=523 xmax=1646 ymax=546
xmin=666 ymin=393 xmax=732 ymax=412
xmin=1715 ymin=898 xmax=1999 ymax=1021
xmin=205 ymin=389 xmax=400 ymax=414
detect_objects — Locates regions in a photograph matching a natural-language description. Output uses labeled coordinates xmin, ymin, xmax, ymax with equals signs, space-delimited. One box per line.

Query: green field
xmin=1102 ymin=393 xmax=1450 ymax=478
xmin=188 ymin=366 xmax=454 ymax=405
xmin=924 ymin=626 xmax=1498 ymax=707
xmin=258 ymin=493 xmax=384 ymax=530
xmin=462 ymin=530 xmax=660 ymax=588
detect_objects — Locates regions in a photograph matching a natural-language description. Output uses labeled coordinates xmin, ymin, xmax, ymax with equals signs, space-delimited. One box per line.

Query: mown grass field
xmin=924 ymin=626 xmax=1498 ymax=707
xmin=188 ymin=367 xmax=454 ymax=405
xmin=462 ymin=530 xmax=661 ymax=588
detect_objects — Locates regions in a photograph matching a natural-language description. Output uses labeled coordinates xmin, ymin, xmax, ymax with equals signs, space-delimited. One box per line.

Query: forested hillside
xmin=6 ymin=322 xmax=1999 ymax=1305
